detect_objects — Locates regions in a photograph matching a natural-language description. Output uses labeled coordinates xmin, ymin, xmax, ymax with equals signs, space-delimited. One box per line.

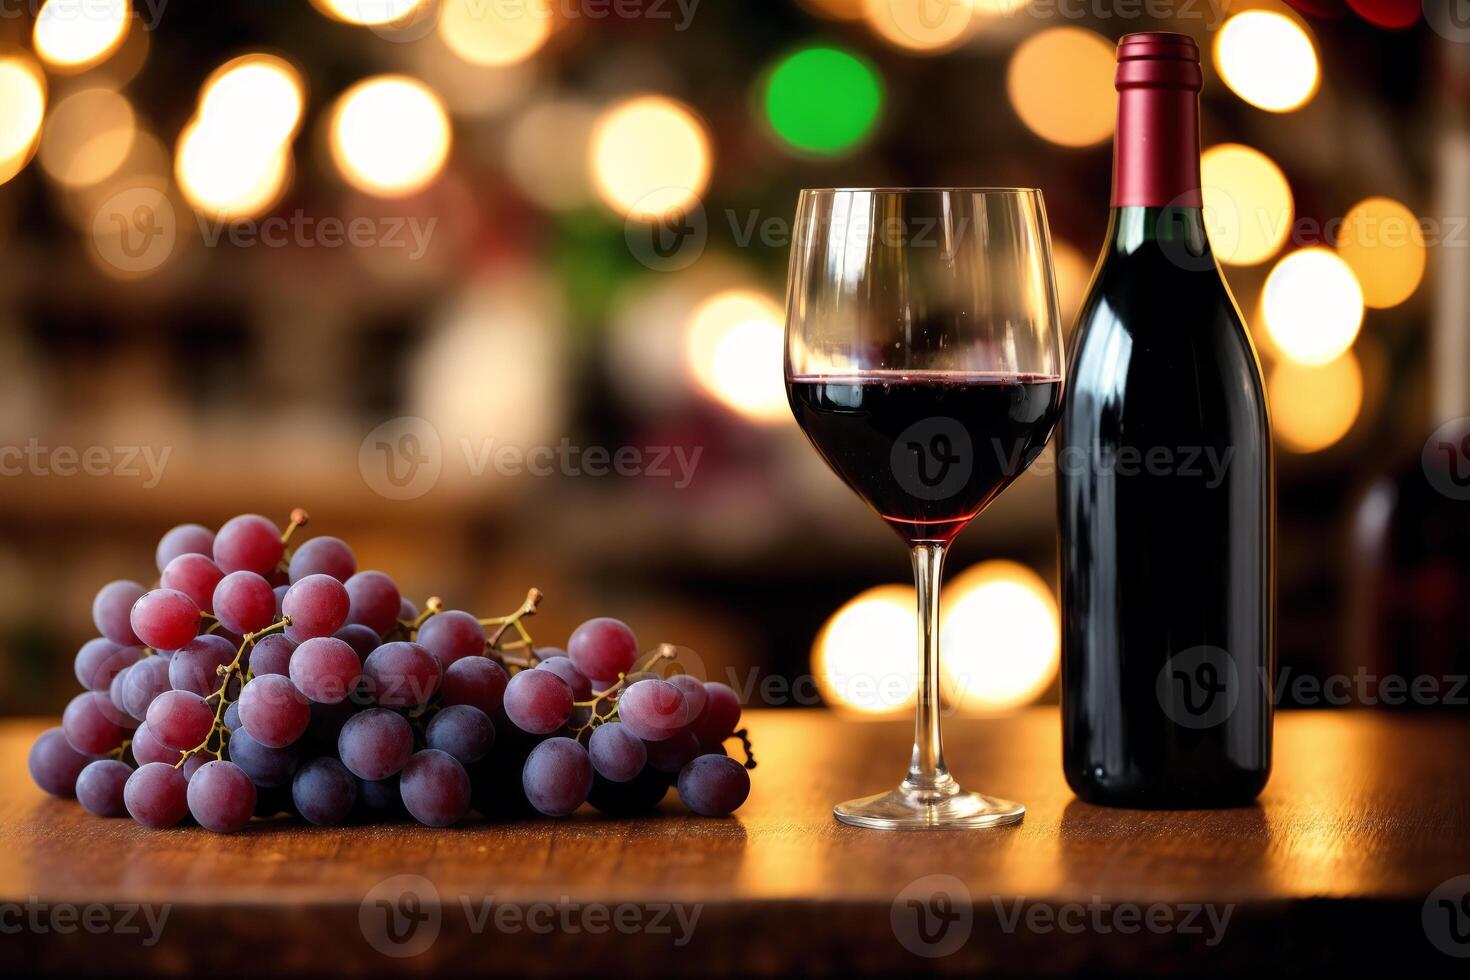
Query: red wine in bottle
xmin=1058 ymin=33 xmax=1275 ymax=808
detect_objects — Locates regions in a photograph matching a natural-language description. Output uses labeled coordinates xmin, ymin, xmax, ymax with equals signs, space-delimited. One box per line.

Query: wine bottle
xmin=1057 ymin=33 xmax=1275 ymax=808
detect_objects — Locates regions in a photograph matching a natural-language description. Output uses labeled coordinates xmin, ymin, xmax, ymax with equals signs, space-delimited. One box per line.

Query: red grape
xmin=225 ymin=727 xmax=297 ymax=787
xmin=522 ymin=737 xmax=593 ymax=817
xmin=93 ymin=580 xmax=146 ymax=646
xmin=237 ymin=675 xmax=310 ymax=748
xmin=168 ymin=634 xmax=236 ymax=698
xmin=289 ymin=636 xmax=362 ymax=705
xmin=425 ymin=704 xmax=495 ymax=765
xmin=74 ymin=638 xmax=140 ymax=692
xmin=124 ymin=762 xmax=190 ymax=828
xmin=28 ymin=727 xmax=90 ymax=797
xmin=416 ymin=610 xmax=486 ymax=670
xmin=345 ymin=571 xmax=401 ymax=635
xmin=161 ymin=553 xmax=224 ymax=614
xmin=442 ymin=657 xmax=509 ymax=714
xmin=617 ymin=679 xmax=688 ymax=742
xmin=568 ymin=617 xmax=639 ymax=682
xmin=156 ymin=523 xmax=215 ymax=573
xmin=63 ymin=691 xmax=125 ymax=756
xmin=288 ymin=536 xmax=356 ymax=584
xmin=129 ymin=722 xmax=184 ymax=766
xmin=292 ymin=756 xmax=357 ymax=825
xmin=400 ymin=749 xmax=472 ymax=826
xmin=76 ymin=759 xmax=133 ymax=816
xmin=248 ymin=633 xmax=297 ymax=677
xmin=677 ymin=754 xmax=750 ymax=816
xmin=645 ymin=728 xmax=700 ymax=773
xmin=535 ymin=653 xmax=592 ymax=699
xmin=688 ymin=681 xmax=742 ymax=746
xmin=282 ymin=573 xmax=350 ymax=642
xmin=668 ymin=673 xmax=708 ymax=720
xmin=130 ymin=589 xmax=201 ymax=651
xmin=145 ymin=690 xmax=215 ymax=751
xmin=338 ymin=708 xmax=413 ymax=781
xmin=213 ymin=514 xmax=284 ymax=576
xmin=362 ymin=641 xmax=441 ymax=708
xmin=503 ymin=668 xmax=573 ymax=735
xmin=121 ymin=654 xmax=172 ymax=720
xmin=588 ymin=722 xmax=646 ymax=783
xmin=212 ymin=571 xmax=277 ymax=636
xmin=333 ymin=624 xmax=380 ymax=662
xmin=187 ymin=760 xmax=256 ymax=832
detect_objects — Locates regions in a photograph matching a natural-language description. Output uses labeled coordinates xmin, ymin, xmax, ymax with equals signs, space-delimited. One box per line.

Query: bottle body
xmin=1058 ymin=33 xmax=1274 ymax=808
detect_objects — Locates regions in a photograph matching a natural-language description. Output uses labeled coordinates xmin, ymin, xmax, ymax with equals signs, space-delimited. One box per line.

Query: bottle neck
xmin=1106 ymin=206 xmax=1211 ymax=262
xmin=1111 ymin=84 xmax=1203 ymax=208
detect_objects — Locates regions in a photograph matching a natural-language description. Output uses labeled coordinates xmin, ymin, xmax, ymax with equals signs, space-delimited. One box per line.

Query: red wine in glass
xmin=788 ymin=371 xmax=1062 ymax=544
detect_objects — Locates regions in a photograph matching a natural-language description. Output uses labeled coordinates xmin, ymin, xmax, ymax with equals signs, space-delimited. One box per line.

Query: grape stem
xmin=480 ymin=589 xmax=542 ymax=656
xmin=567 ymin=643 xmax=678 ymax=739
xmin=174 ymin=615 xmax=291 ymax=767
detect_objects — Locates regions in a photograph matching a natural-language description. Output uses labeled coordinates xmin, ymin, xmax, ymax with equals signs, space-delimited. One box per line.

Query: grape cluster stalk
xmin=32 ymin=509 xmax=755 ymax=832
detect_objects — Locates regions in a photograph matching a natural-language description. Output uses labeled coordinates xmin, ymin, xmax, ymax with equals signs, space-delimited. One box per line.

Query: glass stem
xmin=906 ymin=541 xmax=955 ymax=798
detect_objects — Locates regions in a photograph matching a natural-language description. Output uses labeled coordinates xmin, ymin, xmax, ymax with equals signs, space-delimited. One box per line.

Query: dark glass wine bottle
xmin=1058 ymin=33 xmax=1275 ymax=808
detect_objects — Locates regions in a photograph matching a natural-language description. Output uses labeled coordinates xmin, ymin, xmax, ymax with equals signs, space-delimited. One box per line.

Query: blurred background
xmin=1 ymin=0 xmax=1466 ymax=718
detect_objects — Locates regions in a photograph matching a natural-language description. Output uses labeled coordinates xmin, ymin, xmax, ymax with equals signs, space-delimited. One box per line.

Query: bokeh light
xmin=798 ymin=0 xmax=864 ymax=17
xmin=1263 ymin=248 xmax=1364 ymax=365
xmin=863 ymin=0 xmax=978 ymax=54
xmin=175 ymin=117 xmax=291 ymax=220
xmin=813 ymin=585 xmax=918 ymax=715
xmin=590 ymin=96 xmax=711 ymax=220
xmin=1269 ymin=352 xmax=1363 ymax=453
xmin=685 ymin=289 xmax=789 ymax=424
xmin=39 ymin=87 xmax=136 ymax=189
xmin=329 ymin=75 xmax=451 ymax=198
xmin=506 ymin=99 xmax=597 ymax=211
xmin=940 ymin=560 xmax=1060 ymax=713
xmin=1052 ymin=239 xmax=1094 ymax=330
xmin=1214 ymin=11 xmax=1320 ymax=112
xmin=438 ymin=0 xmax=555 ymax=67
xmin=0 ymin=54 xmax=47 ymax=187
xmin=1335 ymin=196 xmax=1425 ymax=309
xmin=198 ymin=55 xmax=305 ymax=145
xmin=1007 ymin=28 xmax=1116 ymax=147
xmin=1200 ymin=143 xmax=1294 ymax=266
xmin=311 ymin=0 xmax=430 ymax=26
xmin=764 ymin=47 xmax=883 ymax=157
xmin=33 ymin=0 xmax=130 ymax=72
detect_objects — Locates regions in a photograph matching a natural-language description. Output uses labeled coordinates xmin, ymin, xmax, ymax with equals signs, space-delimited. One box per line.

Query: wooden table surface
xmin=3 ymin=709 xmax=1468 ymax=977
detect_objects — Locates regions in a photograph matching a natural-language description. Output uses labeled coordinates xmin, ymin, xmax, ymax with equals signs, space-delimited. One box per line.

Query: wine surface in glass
xmin=787 ymin=371 xmax=1062 ymax=544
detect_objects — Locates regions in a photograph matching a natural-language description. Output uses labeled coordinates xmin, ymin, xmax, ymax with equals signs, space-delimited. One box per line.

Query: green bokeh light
xmin=764 ymin=46 xmax=883 ymax=157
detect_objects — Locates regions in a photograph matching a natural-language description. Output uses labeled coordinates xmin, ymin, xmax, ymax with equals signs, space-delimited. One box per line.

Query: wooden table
xmin=3 ymin=709 xmax=1468 ymax=976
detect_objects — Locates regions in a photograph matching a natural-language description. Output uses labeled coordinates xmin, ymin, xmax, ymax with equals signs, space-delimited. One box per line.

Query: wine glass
xmin=784 ymin=188 xmax=1064 ymax=830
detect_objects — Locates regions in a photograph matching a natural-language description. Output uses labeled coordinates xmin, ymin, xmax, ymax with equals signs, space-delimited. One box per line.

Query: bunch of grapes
xmin=28 ymin=509 xmax=754 ymax=832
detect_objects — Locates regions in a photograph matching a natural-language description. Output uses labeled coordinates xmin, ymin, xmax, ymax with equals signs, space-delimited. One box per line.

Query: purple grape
xmin=587 ymin=767 xmax=669 ymax=815
xmin=130 ymin=588 xmax=201 ymax=651
xmin=28 ymin=727 xmax=90 ymax=797
xmin=124 ymin=762 xmax=190 ymax=828
xmin=108 ymin=666 xmax=134 ymax=721
xmin=588 ymin=722 xmax=646 ymax=783
xmin=289 ymin=636 xmax=361 ymax=704
xmin=568 ymin=617 xmax=638 ymax=682
xmin=362 ymin=641 xmax=441 ymax=708
xmin=187 ymin=760 xmax=256 ymax=832
xmin=74 ymin=638 xmax=141 ymax=692
xmin=503 ymin=668 xmax=573 ymax=735
xmin=76 ymin=759 xmax=133 ymax=816
xmin=156 ymin=523 xmax=215 ymax=573
xmin=129 ymin=722 xmax=183 ymax=766
xmin=645 ymin=728 xmax=700 ymax=774
xmin=307 ymin=698 xmax=358 ymax=745
xmin=338 ymin=708 xmax=414 ymax=781
xmin=668 ymin=673 xmax=709 ymax=720
xmin=535 ymin=653 xmax=592 ymax=699
xmin=63 ymin=691 xmax=125 ymax=756
xmin=223 ymin=699 xmax=241 ymax=731
xmin=357 ymin=776 xmax=402 ymax=813
xmin=617 ymin=679 xmax=688 ymax=742
xmin=292 ymin=756 xmax=357 ymax=825
xmin=168 ymin=634 xmax=236 ymax=698
xmin=237 ymin=674 xmax=309 ymax=748
xmin=415 ymin=610 xmax=486 ymax=670
xmin=522 ymin=737 xmax=593 ymax=817
xmin=442 ymin=657 xmax=509 ymax=714
xmin=213 ymin=571 xmax=277 ymax=636
xmin=688 ymin=681 xmax=742 ymax=746
xmin=180 ymin=752 xmax=209 ymax=780
xmin=145 ymin=690 xmax=215 ymax=751
xmin=161 ymin=553 xmax=225 ymax=614
xmin=333 ymin=624 xmax=380 ymax=662
xmin=213 ymin=514 xmax=284 ymax=576
xmin=345 ymin=571 xmax=401 ymax=635
xmin=248 ymin=633 xmax=297 ymax=677
xmin=398 ymin=597 xmax=419 ymax=621
xmin=283 ymin=573 xmax=350 ymax=642
xmin=287 ymin=535 xmax=357 ymax=584
xmin=93 ymin=580 xmax=146 ymax=646
xmin=677 ymin=754 xmax=750 ymax=816
xmin=273 ymin=584 xmax=288 ymax=616
xmin=225 ymin=727 xmax=297 ymax=787
xmin=122 ymin=654 xmax=172 ymax=720
xmin=425 ymin=704 xmax=495 ymax=765
xmin=400 ymin=749 xmax=471 ymax=827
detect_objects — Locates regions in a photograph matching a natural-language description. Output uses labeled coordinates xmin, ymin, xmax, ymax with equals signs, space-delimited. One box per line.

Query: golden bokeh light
xmin=590 ymin=95 xmax=711 ymax=220
xmin=1269 ymin=351 xmax=1363 ymax=453
xmin=798 ymin=0 xmax=864 ymax=17
xmin=1214 ymin=11 xmax=1319 ymax=113
xmin=0 ymin=54 xmax=47 ymax=186
xmin=1263 ymin=248 xmax=1364 ymax=366
xmin=506 ymin=99 xmax=596 ymax=210
xmin=175 ymin=117 xmax=291 ymax=220
xmin=1200 ymin=143 xmax=1294 ymax=266
xmin=198 ymin=55 xmax=306 ymax=145
xmin=1336 ymin=197 xmax=1426 ymax=309
xmin=813 ymin=585 xmax=918 ymax=715
xmin=685 ymin=289 xmax=790 ymax=424
xmin=33 ymin=0 xmax=130 ymax=71
xmin=329 ymin=75 xmax=451 ymax=198
xmin=1007 ymin=28 xmax=1116 ymax=147
xmin=311 ymin=0 xmax=431 ymax=26
xmin=940 ymin=560 xmax=1060 ymax=713
xmin=863 ymin=0 xmax=978 ymax=53
xmin=438 ymin=0 xmax=554 ymax=67
xmin=39 ymin=87 xmax=135 ymax=189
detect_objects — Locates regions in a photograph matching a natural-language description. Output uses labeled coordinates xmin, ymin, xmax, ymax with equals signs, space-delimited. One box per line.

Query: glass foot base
xmin=834 ymin=782 xmax=1024 ymax=831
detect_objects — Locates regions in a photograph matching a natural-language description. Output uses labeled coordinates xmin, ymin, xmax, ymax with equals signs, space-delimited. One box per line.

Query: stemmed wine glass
xmin=784 ymin=189 xmax=1064 ymax=830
